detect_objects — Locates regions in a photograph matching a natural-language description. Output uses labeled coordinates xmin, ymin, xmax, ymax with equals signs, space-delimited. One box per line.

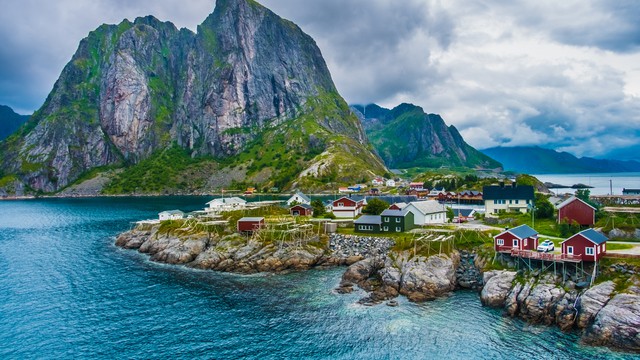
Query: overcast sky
xmin=1 ymin=0 xmax=639 ymax=159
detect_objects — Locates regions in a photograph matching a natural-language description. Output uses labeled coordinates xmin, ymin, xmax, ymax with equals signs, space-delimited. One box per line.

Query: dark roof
xmin=564 ymin=229 xmax=608 ymax=245
xmin=380 ymin=209 xmax=411 ymax=217
xmin=483 ymin=185 xmax=534 ymax=200
xmin=454 ymin=209 xmax=475 ymax=217
xmin=366 ymin=195 xmax=418 ymax=204
xmin=496 ymin=224 xmax=537 ymax=239
xmin=291 ymin=204 xmax=313 ymax=210
xmin=355 ymin=215 xmax=382 ymax=225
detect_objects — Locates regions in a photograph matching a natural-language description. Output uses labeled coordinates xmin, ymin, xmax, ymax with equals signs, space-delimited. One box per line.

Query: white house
xmin=206 ymin=197 xmax=247 ymax=212
xmin=404 ymin=200 xmax=447 ymax=225
xmin=286 ymin=191 xmax=311 ymax=206
xmin=386 ymin=179 xmax=396 ymax=187
xmin=159 ymin=210 xmax=184 ymax=221
xmin=371 ymin=177 xmax=385 ymax=186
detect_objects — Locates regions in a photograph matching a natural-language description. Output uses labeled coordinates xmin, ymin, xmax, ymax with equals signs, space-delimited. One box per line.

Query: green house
xmin=354 ymin=215 xmax=382 ymax=233
xmin=380 ymin=209 xmax=415 ymax=233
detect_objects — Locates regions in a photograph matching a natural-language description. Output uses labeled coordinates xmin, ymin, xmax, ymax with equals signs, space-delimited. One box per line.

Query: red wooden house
xmin=557 ymin=196 xmax=596 ymax=226
xmin=237 ymin=217 xmax=265 ymax=233
xmin=389 ymin=202 xmax=408 ymax=211
xmin=561 ymin=229 xmax=608 ymax=262
xmin=494 ymin=224 xmax=539 ymax=252
xmin=290 ymin=204 xmax=313 ymax=216
xmin=331 ymin=196 xmax=365 ymax=218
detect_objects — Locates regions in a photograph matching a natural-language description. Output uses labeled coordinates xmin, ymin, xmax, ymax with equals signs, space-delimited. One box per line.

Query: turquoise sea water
xmin=0 ymin=197 xmax=637 ymax=359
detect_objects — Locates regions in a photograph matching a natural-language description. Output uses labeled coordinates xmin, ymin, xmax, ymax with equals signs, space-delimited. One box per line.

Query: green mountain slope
xmin=0 ymin=0 xmax=386 ymax=195
xmin=481 ymin=146 xmax=640 ymax=174
xmin=353 ymin=103 xmax=502 ymax=170
xmin=0 ymin=105 xmax=29 ymax=141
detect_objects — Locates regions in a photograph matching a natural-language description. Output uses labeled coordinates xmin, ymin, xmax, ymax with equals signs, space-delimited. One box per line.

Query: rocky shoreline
xmin=481 ymin=269 xmax=640 ymax=352
xmin=116 ymin=225 xmax=640 ymax=353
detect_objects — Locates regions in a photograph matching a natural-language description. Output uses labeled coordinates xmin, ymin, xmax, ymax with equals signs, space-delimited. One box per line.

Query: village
xmin=145 ymin=175 xmax=640 ymax=285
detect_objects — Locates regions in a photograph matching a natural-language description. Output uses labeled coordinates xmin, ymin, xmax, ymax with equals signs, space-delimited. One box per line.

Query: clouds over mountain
xmin=1 ymin=0 xmax=639 ymax=160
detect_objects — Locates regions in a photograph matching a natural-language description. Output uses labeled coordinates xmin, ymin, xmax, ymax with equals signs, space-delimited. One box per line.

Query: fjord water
xmin=0 ymin=198 xmax=635 ymax=359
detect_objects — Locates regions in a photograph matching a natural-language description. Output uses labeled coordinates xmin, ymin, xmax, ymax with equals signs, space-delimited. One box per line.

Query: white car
xmin=537 ymin=240 xmax=555 ymax=252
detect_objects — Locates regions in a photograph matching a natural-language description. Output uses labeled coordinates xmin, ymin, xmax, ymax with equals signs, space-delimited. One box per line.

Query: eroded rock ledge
xmin=481 ymin=270 xmax=640 ymax=352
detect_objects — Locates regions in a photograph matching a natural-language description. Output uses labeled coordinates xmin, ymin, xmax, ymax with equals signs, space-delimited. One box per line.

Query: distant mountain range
xmin=0 ymin=105 xmax=29 ymax=141
xmin=481 ymin=146 xmax=640 ymax=174
xmin=352 ymin=103 xmax=502 ymax=170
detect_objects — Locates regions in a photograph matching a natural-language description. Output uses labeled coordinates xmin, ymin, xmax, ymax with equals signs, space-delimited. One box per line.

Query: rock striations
xmin=0 ymin=0 xmax=385 ymax=193
xmin=481 ymin=270 xmax=640 ymax=352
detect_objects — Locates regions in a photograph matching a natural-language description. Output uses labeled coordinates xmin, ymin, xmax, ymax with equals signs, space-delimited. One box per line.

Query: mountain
xmin=352 ymin=103 xmax=502 ymax=170
xmin=481 ymin=146 xmax=640 ymax=174
xmin=0 ymin=0 xmax=386 ymax=194
xmin=0 ymin=105 xmax=29 ymax=141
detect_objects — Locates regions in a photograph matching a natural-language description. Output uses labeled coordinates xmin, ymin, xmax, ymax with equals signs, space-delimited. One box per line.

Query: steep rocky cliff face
xmin=0 ymin=0 xmax=384 ymax=193
xmin=353 ymin=103 xmax=502 ymax=170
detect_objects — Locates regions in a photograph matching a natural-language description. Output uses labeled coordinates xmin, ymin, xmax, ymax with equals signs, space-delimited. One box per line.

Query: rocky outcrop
xmin=584 ymin=290 xmax=640 ymax=351
xmin=576 ymin=281 xmax=615 ymax=328
xmin=116 ymin=228 xmax=324 ymax=273
xmin=399 ymin=253 xmax=459 ymax=302
xmin=336 ymin=252 xmax=460 ymax=305
xmin=456 ymin=250 xmax=484 ymax=290
xmin=480 ymin=270 xmax=517 ymax=307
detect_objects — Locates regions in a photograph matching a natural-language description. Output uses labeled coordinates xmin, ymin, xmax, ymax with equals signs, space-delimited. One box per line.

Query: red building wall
xmin=290 ymin=206 xmax=312 ymax=216
xmin=333 ymin=198 xmax=357 ymax=207
xmin=561 ymin=235 xmax=606 ymax=262
xmin=238 ymin=219 xmax=265 ymax=232
xmin=558 ymin=200 xmax=595 ymax=226
xmin=494 ymin=232 xmax=539 ymax=251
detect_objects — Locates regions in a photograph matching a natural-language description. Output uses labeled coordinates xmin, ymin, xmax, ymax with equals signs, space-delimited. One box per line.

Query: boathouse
xmin=237 ymin=217 xmax=265 ymax=233
xmin=290 ymin=204 xmax=313 ymax=216
xmin=494 ymin=224 xmax=539 ymax=252
xmin=561 ymin=229 xmax=608 ymax=262
xmin=557 ymin=196 xmax=596 ymax=226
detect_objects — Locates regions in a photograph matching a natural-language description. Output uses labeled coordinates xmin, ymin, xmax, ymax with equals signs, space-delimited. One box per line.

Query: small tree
xmin=311 ymin=199 xmax=326 ymax=218
xmin=362 ymin=198 xmax=390 ymax=215
xmin=446 ymin=207 xmax=454 ymax=222
xmin=534 ymin=193 xmax=554 ymax=219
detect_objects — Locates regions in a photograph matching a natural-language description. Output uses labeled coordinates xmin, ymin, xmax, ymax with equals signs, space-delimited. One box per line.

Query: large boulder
xmin=399 ymin=253 xmax=459 ymax=302
xmin=519 ymin=282 xmax=566 ymax=325
xmin=341 ymin=257 xmax=384 ymax=285
xmin=576 ymin=281 xmax=616 ymax=328
xmin=480 ymin=271 xmax=517 ymax=307
xmin=583 ymin=292 xmax=640 ymax=351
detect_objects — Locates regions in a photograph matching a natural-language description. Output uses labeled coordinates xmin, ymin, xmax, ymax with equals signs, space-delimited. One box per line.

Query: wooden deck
xmin=497 ymin=247 xmax=582 ymax=263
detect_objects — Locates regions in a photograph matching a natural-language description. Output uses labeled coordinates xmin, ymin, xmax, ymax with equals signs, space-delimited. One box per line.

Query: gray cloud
xmin=0 ymin=0 xmax=639 ymax=160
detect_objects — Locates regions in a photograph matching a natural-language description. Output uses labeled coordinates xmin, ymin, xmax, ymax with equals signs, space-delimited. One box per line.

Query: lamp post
xmin=528 ymin=203 xmax=536 ymax=229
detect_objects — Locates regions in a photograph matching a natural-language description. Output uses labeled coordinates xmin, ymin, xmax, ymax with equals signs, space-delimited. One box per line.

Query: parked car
xmin=537 ymin=240 xmax=555 ymax=252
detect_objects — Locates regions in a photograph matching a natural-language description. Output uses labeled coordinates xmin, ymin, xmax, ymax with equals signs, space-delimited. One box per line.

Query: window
xmin=384 ymin=217 xmax=389 ymax=222
xmin=567 ymin=246 xmax=574 ymax=255
xmin=597 ymin=246 xmax=601 ymax=254
xmin=515 ymin=200 xmax=519 ymax=204
xmin=396 ymin=227 xmax=401 ymax=232
xmin=603 ymin=243 xmax=606 ymax=251
xmin=526 ymin=200 xmax=530 ymax=204
xmin=524 ymin=239 xmax=528 ymax=247
xmin=494 ymin=200 xmax=498 ymax=204
xmin=383 ymin=226 xmax=388 ymax=231
xmin=359 ymin=225 xmax=373 ymax=231
xmin=497 ymin=239 xmax=504 ymax=246
xmin=396 ymin=218 xmax=401 ymax=223
xmin=586 ymin=247 xmax=595 ymax=256
xmin=509 ymin=200 xmax=513 ymax=204
xmin=513 ymin=239 xmax=519 ymax=248
xmin=338 ymin=202 xmax=344 ymax=207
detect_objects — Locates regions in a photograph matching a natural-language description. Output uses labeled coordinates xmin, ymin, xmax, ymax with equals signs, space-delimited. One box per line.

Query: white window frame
xmin=338 ymin=202 xmax=344 ymax=207
xmin=396 ymin=218 xmax=401 ymax=223
xmin=603 ymin=243 xmax=606 ymax=251
xmin=567 ymin=246 xmax=574 ymax=255
xmin=497 ymin=239 xmax=504 ymax=246
xmin=524 ymin=239 xmax=528 ymax=247
xmin=586 ymin=247 xmax=595 ymax=256
xmin=383 ymin=226 xmax=388 ymax=231
xmin=384 ymin=217 xmax=389 ymax=222
xmin=513 ymin=239 xmax=519 ymax=248
xmin=396 ymin=227 xmax=401 ymax=232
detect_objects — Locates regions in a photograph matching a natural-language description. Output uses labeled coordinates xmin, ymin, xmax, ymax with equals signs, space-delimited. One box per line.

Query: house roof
xmin=355 ymin=215 xmax=382 ymax=225
xmin=159 ymin=210 xmax=184 ymax=215
xmin=207 ymin=197 xmax=246 ymax=205
xmin=454 ymin=208 xmax=475 ymax=217
xmin=406 ymin=200 xmax=445 ymax=215
xmin=497 ymin=224 xmax=538 ymax=240
xmin=557 ymin=196 xmax=596 ymax=211
xmin=390 ymin=202 xmax=408 ymax=209
xmin=289 ymin=191 xmax=311 ymax=203
xmin=483 ymin=185 xmax=534 ymax=200
xmin=459 ymin=190 xmax=482 ymax=196
xmin=380 ymin=209 xmax=411 ymax=217
xmin=238 ymin=217 xmax=264 ymax=222
xmin=291 ymin=204 xmax=313 ymax=210
xmin=562 ymin=229 xmax=608 ymax=245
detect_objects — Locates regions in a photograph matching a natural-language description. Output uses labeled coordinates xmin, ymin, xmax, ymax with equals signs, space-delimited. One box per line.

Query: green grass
xmin=606 ymin=243 xmax=634 ymax=251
